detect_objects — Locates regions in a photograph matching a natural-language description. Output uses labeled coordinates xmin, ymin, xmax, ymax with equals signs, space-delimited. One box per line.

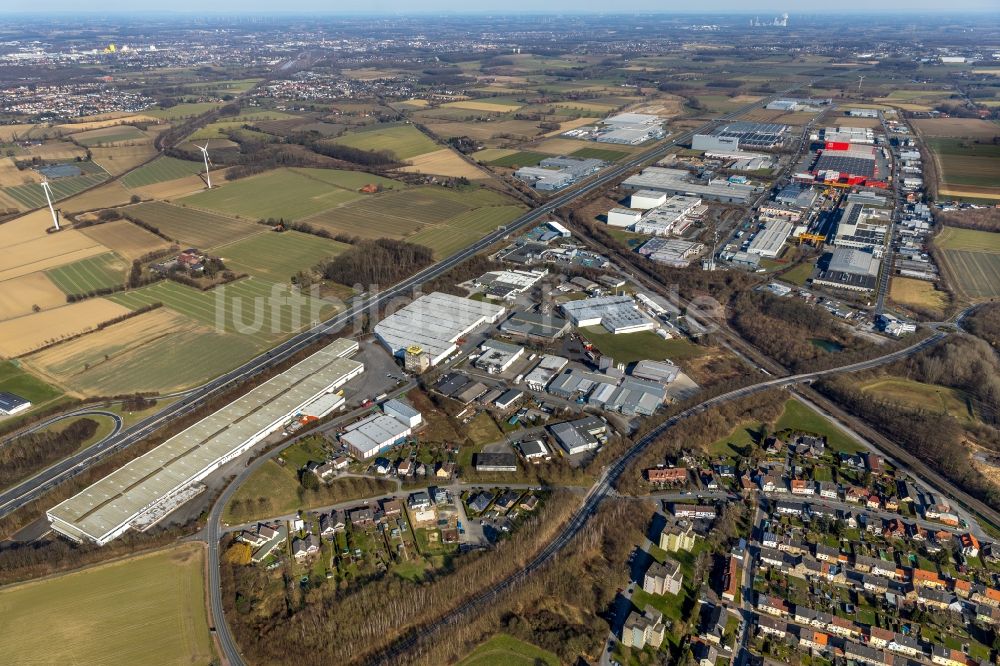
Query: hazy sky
xmin=2 ymin=1 xmax=999 ymax=13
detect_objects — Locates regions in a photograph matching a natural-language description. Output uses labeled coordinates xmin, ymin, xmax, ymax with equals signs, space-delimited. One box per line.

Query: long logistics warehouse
xmin=47 ymin=338 xmax=364 ymax=545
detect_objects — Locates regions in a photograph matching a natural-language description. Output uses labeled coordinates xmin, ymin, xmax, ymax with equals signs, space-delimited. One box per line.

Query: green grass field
xmin=407 ymin=204 xmax=525 ymax=258
xmin=303 ymin=185 xmax=517 ymax=244
xmin=108 ymin=277 xmax=335 ymax=342
xmin=0 ymin=361 xmax=62 ymax=405
xmin=3 ymin=172 xmax=107 ymax=208
xmin=220 ymin=230 xmax=350 ymax=282
xmin=127 ymin=201 xmax=262 ymax=248
xmin=861 ymin=377 xmax=974 ymax=422
xmin=936 ymin=226 xmax=1000 ymax=252
xmin=580 ymin=326 xmax=705 ymax=364
xmin=74 ymin=126 xmax=149 ymax=147
xmin=179 ymin=168 xmax=367 ymax=220
xmin=0 ymin=543 xmax=212 ymax=666
xmin=120 ymin=156 xmax=207 ymax=189
xmin=935 ymin=226 xmax=1000 ymax=299
xmin=485 ymin=151 xmax=550 ymax=168
xmin=570 ymin=146 xmax=630 ymax=161
xmin=328 ymin=123 xmax=440 ymax=160
xmin=780 ymin=260 xmax=816 ymax=286
xmin=926 ymin=138 xmax=1000 ymax=189
xmin=457 ymin=634 xmax=560 ymax=666
xmin=774 ymin=399 xmax=864 ymax=454
xmin=46 ymin=252 xmax=127 ymax=295
xmin=145 ymin=101 xmax=225 ymax=120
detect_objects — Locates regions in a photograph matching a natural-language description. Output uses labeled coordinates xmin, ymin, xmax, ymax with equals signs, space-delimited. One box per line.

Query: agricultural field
xmin=302 ymin=185 xmax=519 ymax=247
xmin=144 ymin=101 xmax=225 ymax=120
xmin=532 ymin=137 xmax=599 ymax=155
xmin=0 ymin=273 xmax=67 ymax=320
xmin=21 ymin=140 xmax=87 ymax=161
xmin=0 ymin=157 xmax=41 ymax=187
xmin=861 ymin=377 xmax=974 ymax=422
xmin=874 ymin=89 xmax=954 ymax=112
xmin=45 ymin=252 xmax=127 ymax=296
xmin=327 ymin=123 xmax=440 ymax=160
xmin=924 ymin=138 xmax=1000 ymax=194
xmin=457 ymin=634 xmax=559 ymax=666
xmin=0 ymin=298 xmax=129 ymax=358
xmin=178 ymin=167 xmax=371 ymax=221
xmin=126 ymin=201 xmax=262 ymax=249
xmin=441 ymin=98 xmax=524 ymax=113
xmin=471 ymin=148 xmax=517 ymax=163
xmin=25 ymin=307 xmax=259 ymax=395
xmin=108 ymin=277 xmax=336 ymax=343
xmin=935 ymin=226 xmax=1000 ymax=299
xmin=129 ymin=172 xmax=221 ymax=201
xmin=60 ymin=181 xmax=135 ymax=214
xmin=3 ymin=171 xmax=109 ymax=209
xmin=72 ymin=124 xmax=150 ymax=147
xmin=219 ymin=230 xmax=350 ymax=282
xmin=912 ymin=118 xmax=1000 ymax=140
xmin=89 ymin=144 xmax=158 ymax=175
xmin=570 ymin=146 xmax=631 ymax=161
xmin=888 ymin=276 xmax=950 ymax=313
xmin=0 ymin=361 xmax=62 ymax=407
xmin=0 ymin=543 xmax=213 ymax=666
xmin=397 ymin=149 xmax=488 ymax=179
xmin=407 ymin=205 xmax=525 ymax=258
xmin=120 ymin=156 xmax=206 ymax=189
xmin=483 ymin=150 xmax=549 ymax=168
xmin=0 ymin=210 xmax=108 ymax=282
xmin=423 ymin=119 xmax=542 ymax=142
xmin=78 ymin=219 xmax=174 ymax=261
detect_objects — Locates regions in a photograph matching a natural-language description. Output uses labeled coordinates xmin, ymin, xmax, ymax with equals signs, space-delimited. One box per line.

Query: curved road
xmin=0 ymin=81 xmax=823 ymax=521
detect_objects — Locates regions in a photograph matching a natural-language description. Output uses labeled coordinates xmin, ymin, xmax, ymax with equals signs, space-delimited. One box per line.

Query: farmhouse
xmin=47 ymin=339 xmax=363 ymax=545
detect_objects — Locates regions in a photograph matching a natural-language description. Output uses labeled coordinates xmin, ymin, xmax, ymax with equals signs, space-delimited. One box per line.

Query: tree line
xmin=320 ymin=239 xmax=434 ymax=287
xmin=0 ymin=418 xmax=98 ymax=490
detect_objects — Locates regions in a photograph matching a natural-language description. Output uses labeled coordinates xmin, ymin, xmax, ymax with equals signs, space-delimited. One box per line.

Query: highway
xmin=0 ymin=81 xmax=816 ymax=522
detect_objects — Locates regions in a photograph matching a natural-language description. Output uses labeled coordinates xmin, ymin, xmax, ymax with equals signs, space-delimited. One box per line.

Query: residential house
xmin=647 ymin=467 xmax=690 ymax=485
xmin=761 ymin=474 xmax=783 ymax=493
xmin=932 ymin=645 xmax=968 ymax=666
xmin=435 ymin=461 xmax=456 ymax=479
xmin=672 ymin=504 xmax=717 ymax=520
xmin=814 ymin=544 xmax=840 ymax=562
xmin=408 ymin=491 xmax=432 ymax=510
xmin=828 ymin=615 xmax=860 ymax=639
xmin=776 ymin=500 xmax=805 ymax=516
xmin=799 ymin=630 xmax=830 ymax=653
xmin=701 ymin=604 xmax=728 ymax=644
xmin=721 ymin=556 xmax=739 ymax=602
xmin=314 ymin=460 xmax=339 ymax=481
xmin=694 ymin=642 xmax=718 ymax=666
xmin=659 ymin=520 xmax=697 ymax=552
xmin=960 ymin=533 xmax=981 ymax=558
xmin=863 ymin=575 xmax=890 ymax=594
xmin=916 ymin=587 xmax=956 ymax=610
xmin=757 ymin=614 xmax=788 ymax=638
xmin=292 ymin=534 xmax=320 ymax=560
xmin=846 ymin=486 xmax=867 ymax=503
xmin=791 ymin=479 xmax=814 ymax=496
xmin=845 ymin=641 xmax=890 ymax=666
xmin=621 ymin=606 xmax=666 ymax=650
xmin=397 ymin=459 xmax=414 ymax=477
xmin=912 ymin=568 xmax=946 ymax=589
xmin=644 ymin=558 xmax=683 ymax=595
xmin=349 ymin=507 xmax=374 ymax=526
xmin=757 ymin=594 xmax=790 ymax=618
xmin=971 ymin=586 xmax=1000 ymax=609
xmin=818 ymin=482 xmax=839 ymax=499
xmin=382 ymin=499 xmax=402 ymax=517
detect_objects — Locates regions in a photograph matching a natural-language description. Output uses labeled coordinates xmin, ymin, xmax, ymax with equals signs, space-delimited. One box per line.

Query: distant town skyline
xmin=2 ymin=2 xmax=999 ymax=14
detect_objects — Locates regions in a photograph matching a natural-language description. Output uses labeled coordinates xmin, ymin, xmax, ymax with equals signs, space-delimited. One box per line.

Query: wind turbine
xmin=198 ymin=142 xmax=212 ymax=189
xmin=857 ymin=75 xmax=866 ymax=93
xmin=40 ymin=181 xmax=59 ymax=231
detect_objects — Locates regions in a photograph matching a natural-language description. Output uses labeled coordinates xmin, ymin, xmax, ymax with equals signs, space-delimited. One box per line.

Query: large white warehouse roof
xmin=47 ymin=338 xmax=363 ymax=545
xmin=374 ymin=292 xmax=505 ymax=365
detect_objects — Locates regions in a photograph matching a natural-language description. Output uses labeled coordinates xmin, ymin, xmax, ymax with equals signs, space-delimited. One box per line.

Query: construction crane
xmin=796 ymin=233 xmax=827 ymax=247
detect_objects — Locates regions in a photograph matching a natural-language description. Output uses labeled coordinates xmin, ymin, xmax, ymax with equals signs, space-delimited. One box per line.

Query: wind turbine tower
xmin=857 ymin=75 xmax=866 ymax=93
xmin=198 ymin=142 xmax=212 ymax=189
xmin=40 ymin=181 xmax=60 ymax=231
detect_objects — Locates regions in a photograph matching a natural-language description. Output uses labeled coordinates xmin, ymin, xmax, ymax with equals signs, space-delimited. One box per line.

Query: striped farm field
xmin=219 ymin=231 xmax=350 ymax=282
xmin=935 ymin=226 xmax=1000 ymax=299
xmin=326 ymin=123 xmax=440 ymax=160
xmin=46 ymin=252 xmax=127 ymax=295
xmin=25 ymin=307 xmax=260 ymax=395
xmin=484 ymin=151 xmax=550 ymax=168
xmin=570 ymin=146 xmax=630 ymax=161
xmin=72 ymin=124 xmax=149 ymax=147
xmin=178 ymin=168 xmax=368 ymax=221
xmin=108 ymin=277 xmax=337 ymax=343
xmin=120 ymin=156 xmax=206 ymax=189
xmin=3 ymin=173 xmax=108 ymax=209
xmin=126 ymin=201 xmax=262 ymax=249
xmin=301 ymin=185 xmax=510 ymax=239
xmin=407 ymin=204 xmax=525 ymax=258
xmin=0 ymin=543 xmax=212 ymax=666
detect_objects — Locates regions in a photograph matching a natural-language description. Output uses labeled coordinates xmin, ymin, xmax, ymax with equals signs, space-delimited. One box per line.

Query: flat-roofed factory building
xmin=374 ymin=292 xmax=506 ymax=367
xmin=47 ymin=339 xmax=364 ymax=546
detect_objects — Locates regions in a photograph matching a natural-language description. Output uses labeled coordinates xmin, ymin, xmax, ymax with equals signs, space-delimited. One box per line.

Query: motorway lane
xmin=0 ymin=82 xmax=811 ymax=522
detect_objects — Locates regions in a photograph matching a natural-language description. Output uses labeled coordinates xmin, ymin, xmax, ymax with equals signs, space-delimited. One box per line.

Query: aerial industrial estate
xmin=0 ymin=8 xmax=998 ymax=666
